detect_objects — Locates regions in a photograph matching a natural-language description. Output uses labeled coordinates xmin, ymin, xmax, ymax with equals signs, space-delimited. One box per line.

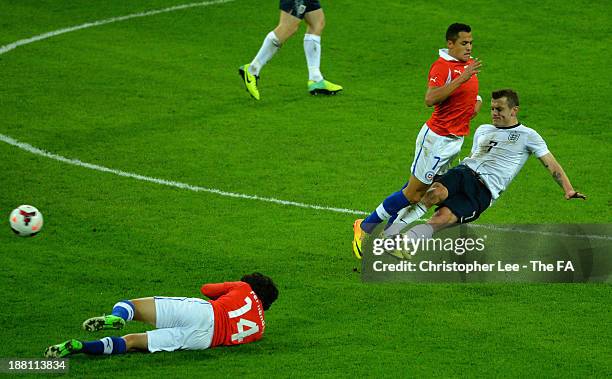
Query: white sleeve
xmin=526 ymin=130 xmax=550 ymax=158
xmin=470 ymin=127 xmax=484 ymax=155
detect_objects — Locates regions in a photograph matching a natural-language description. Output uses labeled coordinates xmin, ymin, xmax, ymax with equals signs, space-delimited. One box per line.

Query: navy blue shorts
xmin=279 ymin=0 xmax=321 ymax=19
xmin=436 ymin=165 xmax=492 ymax=224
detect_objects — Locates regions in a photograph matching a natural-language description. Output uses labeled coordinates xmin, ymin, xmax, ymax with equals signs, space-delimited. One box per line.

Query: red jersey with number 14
xmin=426 ymin=49 xmax=479 ymax=136
xmin=201 ymin=281 xmax=266 ymax=347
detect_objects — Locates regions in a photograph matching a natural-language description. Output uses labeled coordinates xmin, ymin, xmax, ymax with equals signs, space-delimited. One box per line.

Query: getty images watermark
xmin=371 ymin=234 xmax=577 ymax=274
xmin=361 ymin=224 xmax=612 ymax=283
xmin=372 ymin=234 xmax=486 ymax=257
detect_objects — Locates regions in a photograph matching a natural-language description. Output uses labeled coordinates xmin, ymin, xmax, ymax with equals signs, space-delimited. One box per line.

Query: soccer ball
xmin=9 ymin=205 xmax=44 ymax=237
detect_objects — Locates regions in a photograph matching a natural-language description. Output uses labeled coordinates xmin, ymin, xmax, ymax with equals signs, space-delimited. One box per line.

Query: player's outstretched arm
xmin=538 ymin=153 xmax=586 ymax=200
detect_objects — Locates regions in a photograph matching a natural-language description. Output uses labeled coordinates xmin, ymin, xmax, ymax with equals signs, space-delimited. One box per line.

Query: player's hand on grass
xmin=565 ymin=190 xmax=586 ymax=200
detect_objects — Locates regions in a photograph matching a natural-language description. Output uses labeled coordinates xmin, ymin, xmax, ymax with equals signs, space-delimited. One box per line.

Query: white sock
xmin=303 ymin=34 xmax=323 ymax=82
xmin=384 ymin=203 xmax=429 ymax=237
xmin=250 ymin=31 xmax=281 ymax=76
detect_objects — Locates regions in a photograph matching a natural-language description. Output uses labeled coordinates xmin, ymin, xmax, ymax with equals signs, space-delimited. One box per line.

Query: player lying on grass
xmin=45 ymin=273 xmax=278 ymax=357
xmin=353 ymin=88 xmax=586 ymax=255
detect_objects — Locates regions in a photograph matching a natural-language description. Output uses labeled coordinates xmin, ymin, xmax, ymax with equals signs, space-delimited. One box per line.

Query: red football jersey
xmin=200 ymin=281 xmax=266 ymax=347
xmin=426 ymin=50 xmax=479 ymax=136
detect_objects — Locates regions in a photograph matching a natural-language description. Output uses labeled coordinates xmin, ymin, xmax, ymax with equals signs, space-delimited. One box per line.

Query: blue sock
xmin=112 ymin=300 xmax=135 ymax=321
xmin=82 ymin=337 xmax=127 ymax=355
xmin=81 ymin=340 xmax=104 ymax=355
xmin=362 ymin=190 xmax=410 ymax=233
xmin=386 ymin=181 xmax=410 ymax=226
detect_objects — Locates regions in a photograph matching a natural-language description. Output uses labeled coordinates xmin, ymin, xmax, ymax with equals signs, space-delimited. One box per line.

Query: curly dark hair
xmin=241 ymin=272 xmax=278 ymax=311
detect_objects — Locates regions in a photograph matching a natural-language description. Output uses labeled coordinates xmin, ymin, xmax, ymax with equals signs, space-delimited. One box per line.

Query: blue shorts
xmin=436 ymin=165 xmax=492 ymax=224
xmin=279 ymin=0 xmax=321 ymax=19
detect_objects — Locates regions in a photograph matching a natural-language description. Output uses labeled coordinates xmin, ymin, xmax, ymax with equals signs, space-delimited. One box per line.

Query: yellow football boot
xmin=239 ymin=64 xmax=260 ymax=100
xmin=308 ymin=79 xmax=343 ymax=95
xmin=352 ymin=219 xmax=365 ymax=260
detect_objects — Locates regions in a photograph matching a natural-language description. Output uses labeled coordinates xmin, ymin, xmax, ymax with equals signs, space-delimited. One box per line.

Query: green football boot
xmin=239 ymin=64 xmax=260 ymax=100
xmin=308 ymin=79 xmax=343 ymax=95
xmin=44 ymin=339 xmax=83 ymax=358
xmin=82 ymin=315 xmax=126 ymax=332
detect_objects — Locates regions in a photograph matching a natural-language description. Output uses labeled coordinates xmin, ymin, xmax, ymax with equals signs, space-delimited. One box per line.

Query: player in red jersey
xmin=353 ymin=23 xmax=483 ymax=257
xmin=44 ymin=273 xmax=278 ymax=357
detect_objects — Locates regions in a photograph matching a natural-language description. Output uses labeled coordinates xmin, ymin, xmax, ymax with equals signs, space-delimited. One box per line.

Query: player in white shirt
xmin=392 ymin=89 xmax=586 ymax=239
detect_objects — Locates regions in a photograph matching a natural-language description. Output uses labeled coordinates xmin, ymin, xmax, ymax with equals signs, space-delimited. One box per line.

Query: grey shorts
xmin=279 ymin=0 xmax=321 ymax=19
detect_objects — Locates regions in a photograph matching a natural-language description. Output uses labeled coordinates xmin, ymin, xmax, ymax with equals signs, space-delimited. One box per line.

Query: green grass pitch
xmin=0 ymin=0 xmax=610 ymax=376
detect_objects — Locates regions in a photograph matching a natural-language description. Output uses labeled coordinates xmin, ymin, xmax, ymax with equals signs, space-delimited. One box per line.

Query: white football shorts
xmin=410 ymin=123 xmax=464 ymax=184
xmin=147 ymin=297 xmax=215 ymax=352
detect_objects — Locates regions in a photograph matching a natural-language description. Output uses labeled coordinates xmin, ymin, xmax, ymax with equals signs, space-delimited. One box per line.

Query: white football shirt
xmin=462 ymin=123 xmax=549 ymax=199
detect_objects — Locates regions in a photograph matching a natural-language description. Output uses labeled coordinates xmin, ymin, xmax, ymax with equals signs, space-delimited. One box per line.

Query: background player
xmin=239 ymin=0 xmax=342 ymax=100
xmin=353 ymin=23 xmax=482 ymax=257
xmin=395 ymin=88 xmax=586 ymax=241
xmin=45 ymin=273 xmax=278 ymax=357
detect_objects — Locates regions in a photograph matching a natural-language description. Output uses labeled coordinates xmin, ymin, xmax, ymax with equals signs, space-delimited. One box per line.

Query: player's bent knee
xmin=403 ymin=176 xmax=430 ymax=203
xmin=304 ymin=8 xmax=325 ymax=32
xmin=425 ymin=183 xmax=448 ymax=205
xmin=308 ymin=19 xmax=325 ymax=34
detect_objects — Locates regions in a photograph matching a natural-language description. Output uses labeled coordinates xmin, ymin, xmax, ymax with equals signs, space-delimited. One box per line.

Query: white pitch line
xmin=0 ymin=0 xmax=365 ymax=218
xmin=0 ymin=0 xmax=235 ymax=55
xmin=2 ymin=133 xmax=610 ymax=241
xmin=0 ymin=134 xmax=368 ymax=216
